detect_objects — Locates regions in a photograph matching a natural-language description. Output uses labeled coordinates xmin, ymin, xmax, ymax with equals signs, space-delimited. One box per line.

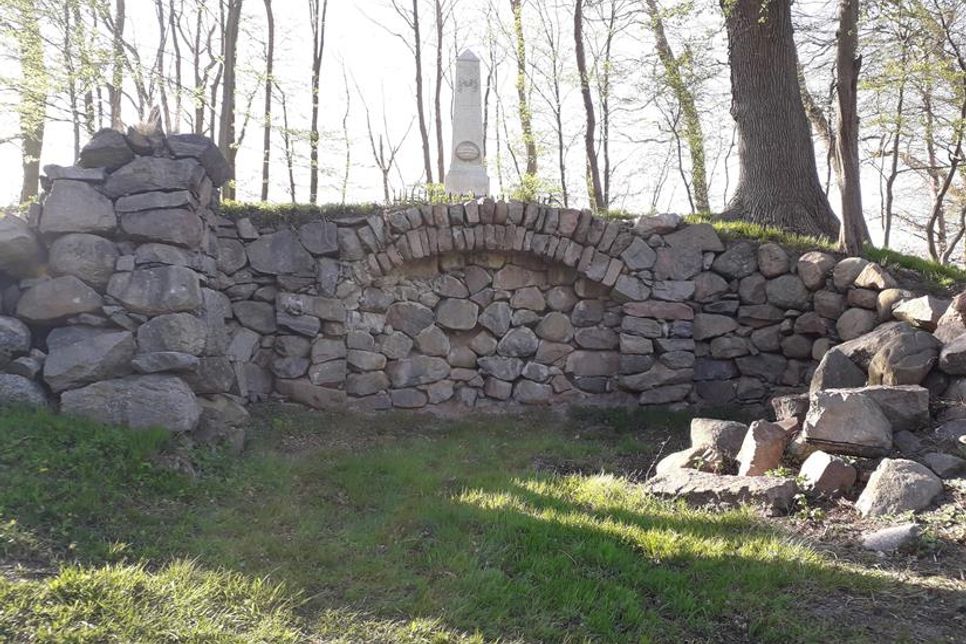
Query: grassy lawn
xmin=0 ymin=404 xmax=962 ymax=642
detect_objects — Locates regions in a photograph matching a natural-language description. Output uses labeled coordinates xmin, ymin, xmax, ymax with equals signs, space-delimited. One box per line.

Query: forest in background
xmin=0 ymin=0 xmax=964 ymax=262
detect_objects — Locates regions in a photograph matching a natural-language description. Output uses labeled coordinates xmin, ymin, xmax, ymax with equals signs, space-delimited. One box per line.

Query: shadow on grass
xmin=1 ymin=405 xmax=964 ymax=642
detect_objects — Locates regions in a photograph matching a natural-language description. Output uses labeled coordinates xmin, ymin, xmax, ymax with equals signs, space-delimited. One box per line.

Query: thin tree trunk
xmin=155 ymin=0 xmax=172 ymax=131
xmin=110 ymin=0 xmax=126 ymax=129
xmin=412 ymin=0 xmax=434 ymax=184
xmin=309 ymin=0 xmax=329 ymax=204
xmin=511 ymin=0 xmax=537 ymax=177
xmin=261 ymin=0 xmax=274 ymax=201
xmin=834 ymin=0 xmax=869 ymax=255
xmin=17 ymin=1 xmax=46 ymax=203
xmin=645 ymin=0 xmax=708 ymax=212
xmin=169 ymin=0 xmax=183 ymax=132
xmin=720 ymin=0 xmax=839 ymax=238
xmin=218 ymin=0 xmax=243 ymax=200
xmin=434 ymin=0 xmax=445 ymax=184
xmin=882 ymin=45 xmax=908 ymax=250
xmin=276 ymin=82 xmax=297 ymax=203
xmin=574 ymin=0 xmax=603 ymax=211
xmin=63 ymin=3 xmax=81 ymax=159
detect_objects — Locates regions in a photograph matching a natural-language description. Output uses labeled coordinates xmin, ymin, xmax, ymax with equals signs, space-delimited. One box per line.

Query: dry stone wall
xmin=0 ymin=130 xmax=919 ymax=438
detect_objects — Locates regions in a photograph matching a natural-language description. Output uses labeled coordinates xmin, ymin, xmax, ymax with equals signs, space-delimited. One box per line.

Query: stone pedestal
xmin=444 ymin=50 xmax=490 ymax=197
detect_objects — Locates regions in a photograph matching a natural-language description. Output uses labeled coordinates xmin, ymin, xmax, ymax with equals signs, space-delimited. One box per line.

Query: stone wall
xmin=0 ymin=130 xmax=921 ymax=438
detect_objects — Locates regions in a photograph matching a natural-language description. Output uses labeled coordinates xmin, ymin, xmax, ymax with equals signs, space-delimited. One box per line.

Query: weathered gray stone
xmin=60 ymin=375 xmax=200 ymax=432
xmin=43 ymin=326 xmax=135 ymax=392
xmin=0 ymin=316 xmax=31 ymax=366
xmin=493 ymin=264 xmax=544 ymax=290
xmin=836 ymin=308 xmax=878 ymax=341
xmin=799 ymin=451 xmax=856 ymax=496
xmin=922 ymin=452 xmax=965 ymax=479
xmin=182 ymin=357 xmax=235 ymax=394
xmin=132 ymin=351 xmax=200 ymax=374
xmin=484 ymin=377 xmax=513 ymax=400
xmin=232 ymin=301 xmax=276 ymax=334
xmin=832 ymin=257 xmax=869 ymax=290
xmin=246 ymin=229 xmax=315 ymax=276
xmin=736 ymin=420 xmax=789 ymax=476
xmin=620 ymin=363 xmax=692 ymax=391
xmin=738 ymin=273 xmax=766 ymax=304
xmin=854 ymin=263 xmax=897 ymax=290
xmin=652 ymin=280 xmax=695 ymax=302
xmin=297 ymin=221 xmax=339 ymax=256
xmin=119 ymin=208 xmax=204 ymax=248
xmin=803 ymin=389 xmax=893 ymax=457
xmin=892 ymin=295 xmax=949 ymax=331
xmin=620 ymin=237 xmax=657 ymax=270
xmin=693 ymin=314 xmax=738 ymax=341
xmin=836 ymin=321 xmax=916 ymax=369
xmin=712 ymin=241 xmax=758 ymax=279
xmin=167 ymin=133 xmax=231 ymax=186
xmin=103 ymin=157 xmax=204 ymax=198
xmin=634 ymin=212 xmax=681 ymax=236
xmin=387 ymin=356 xmax=450 ymax=387
xmin=216 ymin=239 xmax=248 ymax=274
xmin=514 ymin=380 xmax=552 ymax=404
xmin=535 ymin=312 xmax=574 ymax=342
xmin=861 ymin=523 xmax=921 ymax=552
xmin=345 ymin=372 xmax=390 ymax=397
xmin=0 ymin=373 xmax=48 ymax=408
xmin=108 ymin=266 xmax=202 ymax=315
xmin=810 ymin=349 xmax=866 ymax=393
xmin=0 ymin=214 xmax=43 ymax=278
xmin=829 ymin=385 xmax=929 ymax=432
xmin=663 ymin=223 xmax=723 ymax=252
xmin=855 ymin=458 xmax=944 ymax=517
xmin=765 ymin=274 xmax=809 ymax=309
xmin=868 ymin=331 xmax=940 ymax=386
xmin=497 ymin=327 xmax=539 ymax=357
xmin=654 ymin=247 xmax=703 ymax=280
xmin=643 ymin=469 xmax=797 ymax=513
xmin=390 ymin=388 xmax=428 ymax=408
xmin=16 ymin=276 xmax=103 ymax=323
xmin=115 ymin=190 xmax=195 ymax=213
xmin=137 ymin=313 xmax=207 ymax=355
xmin=655 ymin=446 xmax=730 ymax=476
xmin=386 ymin=301 xmax=435 ymax=338
xmin=276 ymin=378 xmax=347 ymax=409
xmin=638 ymin=384 xmax=691 ymax=405
xmin=757 ymin=243 xmax=790 ymax=277
xmin=79 ymin=128 xmax=135 ymax=170
xmin=692 ymin=272 xmax=729 ymax=303
xmin=771 ymin=393 xmax=810 ymax=421
xmin=47 ymin=233 xmax=118 ymax=289
xmin=510 ymin=286 xmax=546 ymax=312
xmin=814 ymin=290 xmax=846 ymax=318
xmin=690 ymin=418 xmax=748 ymax=458
xmin=309 ymin=359 xmax=346 ymax=386
xmin=414 ymin=326 xmax=450 ymax=357
xmin=40 ymin=180 xmax=116 ymax=234
xmin=566 ymin=350 xmax=620 ymax=378
xmin=621 ymin=317 xmax=663 ymax=339
xmin=436 ymin=298 xmax=479 ymax=330
xmin=939 ymin=333 xmax=966 ymax=375
xmin=576 ymin=327 xmax=619 ymax=349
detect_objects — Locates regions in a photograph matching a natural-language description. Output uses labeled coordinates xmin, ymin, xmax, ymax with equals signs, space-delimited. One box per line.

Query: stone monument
xmin=444 ymin=49 xmax=490 ymax=196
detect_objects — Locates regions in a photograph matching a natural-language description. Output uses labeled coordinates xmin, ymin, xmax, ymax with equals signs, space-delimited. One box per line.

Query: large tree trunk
xmin=834 ymin=0 xmax=869 ymax=255
xmin=261 ymin=0 xmax=274 ymax=201
xmin=645 ymin=0 xmax=709 ymax=213
xmin=17 ymin=1 xmax=46 ymax=203
xmin=574 ymin=0 xmax=602 ymax=211
xmin=218 ymin=0 xmax=243 ymax=201
xmin=511 ymin=0 xmax=537 ymax=177
xmin=720 ymin=0 xmax=839 ymax=238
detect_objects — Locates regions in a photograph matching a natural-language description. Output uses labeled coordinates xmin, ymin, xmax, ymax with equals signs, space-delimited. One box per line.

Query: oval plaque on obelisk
xmin=455 ymin=141 xmax=480 ymax=162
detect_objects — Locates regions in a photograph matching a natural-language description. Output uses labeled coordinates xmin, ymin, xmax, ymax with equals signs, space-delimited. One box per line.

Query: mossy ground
xmin=1 ymin=405 xmax=962 ymax=642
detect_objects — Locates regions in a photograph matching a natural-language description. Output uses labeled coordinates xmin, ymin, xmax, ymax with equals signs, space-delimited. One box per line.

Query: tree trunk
xmin=17 ymin=1 xmax=46 ymax=203
xmin=574 ymin=0 xmax=603 ymax=211
xmin=834 ymin=0 xmax=868 ymax=255
xmin=720 ymin=0 xmax=839 ymax=238
xmin=309 ymin=0 xmax=329 ymax=204
xmin=645 ymin=0 xmax=709 ymax=212
xmin=412 ymin=0 xmax=433 ymax=184
xmin=261 ymin=0 xmax=274 ymax=201
xmin=218 ymin=0 xmax=243 ymax=201
xmin=434 ymin=0 xmax=445 ymax=185
xmin=110 ymin=0 xmax=125 ymax=129
xmin=511 ymin=0 xmax=537 ymax=177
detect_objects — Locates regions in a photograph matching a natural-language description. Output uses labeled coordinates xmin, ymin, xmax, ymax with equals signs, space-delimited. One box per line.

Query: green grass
xmin=0 ymin=405 xmax=948 ymax=642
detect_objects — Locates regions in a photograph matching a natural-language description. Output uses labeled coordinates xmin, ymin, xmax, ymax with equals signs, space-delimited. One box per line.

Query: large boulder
xmin=0 ymin=373 xmax=48 ymax=408
xmin=933 ymin=292 xmax=966 ymax=344
xmin=829 ymin=385 xmax=929 ymax=432
xmin=166 ymin=133 xmax=231 ymax=187
xmin=891 ymin=295 xmax=949 ymax=331
xmin=246 ymin=229 xmax=316 ymax=276
xmin=938 ymin=333 xmax=966 ymax=375
xmin=119 ymin=208 xmax=205 ymax=249
xmin=868 ymin=331 xmax=940 ymax=386
xmin=16 ymin=276 xmax=103 ymax=324
xmin=43 ymin=326 xmax=135 ymax=392
xmin=855 ymin=458 xmax=944 ymax=517
xmin=643 ymin=469 xmax=797 ymax=513
xmin=809 ymin=348 xmax=866 ymax=393
xmin=803 ymin=389 xmax=892 ymax=457
xmin=765 ymin=274 xmax=809 ymax=310
xmin=736 ymin=420 xmax=789 ymax=476
xmin=836 ymin=308 xmax=877 ymax=341
xmin=711 ymin=241 xmax=758 ymax=279
xmin=435 ymin=298 xmax=479 ymax=331
xmin=799 ymin=451 xmax=856 ymax=496
xmin=102 ymin=157 xmax=204 ymax=198
xmin=689 ymin=418 xmax=748 ymax=458
xmin=798 ymin=251 xmax=836 ymax=290
xmin=836 ymin=321 xmax=916 ymax=369
xmin=386 ymin=356 xmax=450 ymax=387
xmin=60 ymin=374 xmax=201 ymax=433
xmin=78 ymin=129 xmax=135 ymax=170
xmin=47 ymin=233 xmax=118 ymax=289
xmin=107 ymin=266 xmax=202 ymax=315
xmin=39 ymin=180 xmax=116 ymax=234
xmin=0 ymin=316 xmax=31 ymax=366
xmin=136 ymin=312 xmax=208 ymax=355
xmin=0 ymin=214 xmax=44 ymax=278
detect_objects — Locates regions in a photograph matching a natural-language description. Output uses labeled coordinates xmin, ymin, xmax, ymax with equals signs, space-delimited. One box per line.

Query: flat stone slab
xmin=643 ymin=469 xmax=797 ymax=513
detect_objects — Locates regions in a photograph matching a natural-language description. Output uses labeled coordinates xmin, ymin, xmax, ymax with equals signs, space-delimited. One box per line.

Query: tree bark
xmin=17 ymin=1 xmax=46 ymax=203
xmin=511 ymin=0 xmax=537 ymax=177
xmin=218 ymin=0 xmax=243 ymax=200
xmin=261 ymin=0 xmax=274 ymax=201
xmin=410 ymin=0 xmax=434 ymax=184
xmin=434 ymin=0 xmax=445 ymax=185
xmin=644 ymin=0 xmax=708 ymax=212
xmin=309 ymin=0 xmax=329 ymax=204
xmin=720 ymin=0 xmax=839 ymax=238
xmin=834 ymin=0 xmax=869 ymax=255
xmin=109 ymin=0 xmax=125 ymax=129
xmin=574 ymin=0 xmax=603 ymax=211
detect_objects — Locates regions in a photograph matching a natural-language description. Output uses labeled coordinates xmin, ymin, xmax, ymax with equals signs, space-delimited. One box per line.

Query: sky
xmin=0 ymin=0 xmax=933 ymax=256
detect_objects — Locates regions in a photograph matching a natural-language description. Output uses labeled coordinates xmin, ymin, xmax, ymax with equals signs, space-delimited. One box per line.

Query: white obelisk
xmin=444 ymin=50 xmax=490 ymax=196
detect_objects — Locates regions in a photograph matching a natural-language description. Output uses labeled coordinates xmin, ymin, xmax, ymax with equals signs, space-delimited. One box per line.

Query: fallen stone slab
xmin=736 ymin=420 xmax=789 ymax=476
xmin=828 ymin=385 xmax=929 ymax=432
xmin=835 ymin=321 xmax=916 ymax=369
xmin=643 ymin=469 xmax=797 ymax=514
xmin=810 ymin=348 xmax=866 ymax=394
xmin=689 ymin=418 xmax=748 ymax=458
xmin=803 ymin=389 xmax=893 ymax=457
xmin=861 ymin=523 xmax=921 ymax=553
xmin=891 ymin=295 xmax=949 ymax=331
xmin=655 ymin=446 xmax=731 ymax=476
xmin=921 ymin=452 xmax=965 ymax=479
xmin=867 ymin=331 xmax=940 ymax=386
xmin=60 ymin=374 xmax=200 ymax=433
xmin=799 ymin=451 xmax=856 ymax=496
xmin=855 ymin=458 xmax=944 ymax=517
